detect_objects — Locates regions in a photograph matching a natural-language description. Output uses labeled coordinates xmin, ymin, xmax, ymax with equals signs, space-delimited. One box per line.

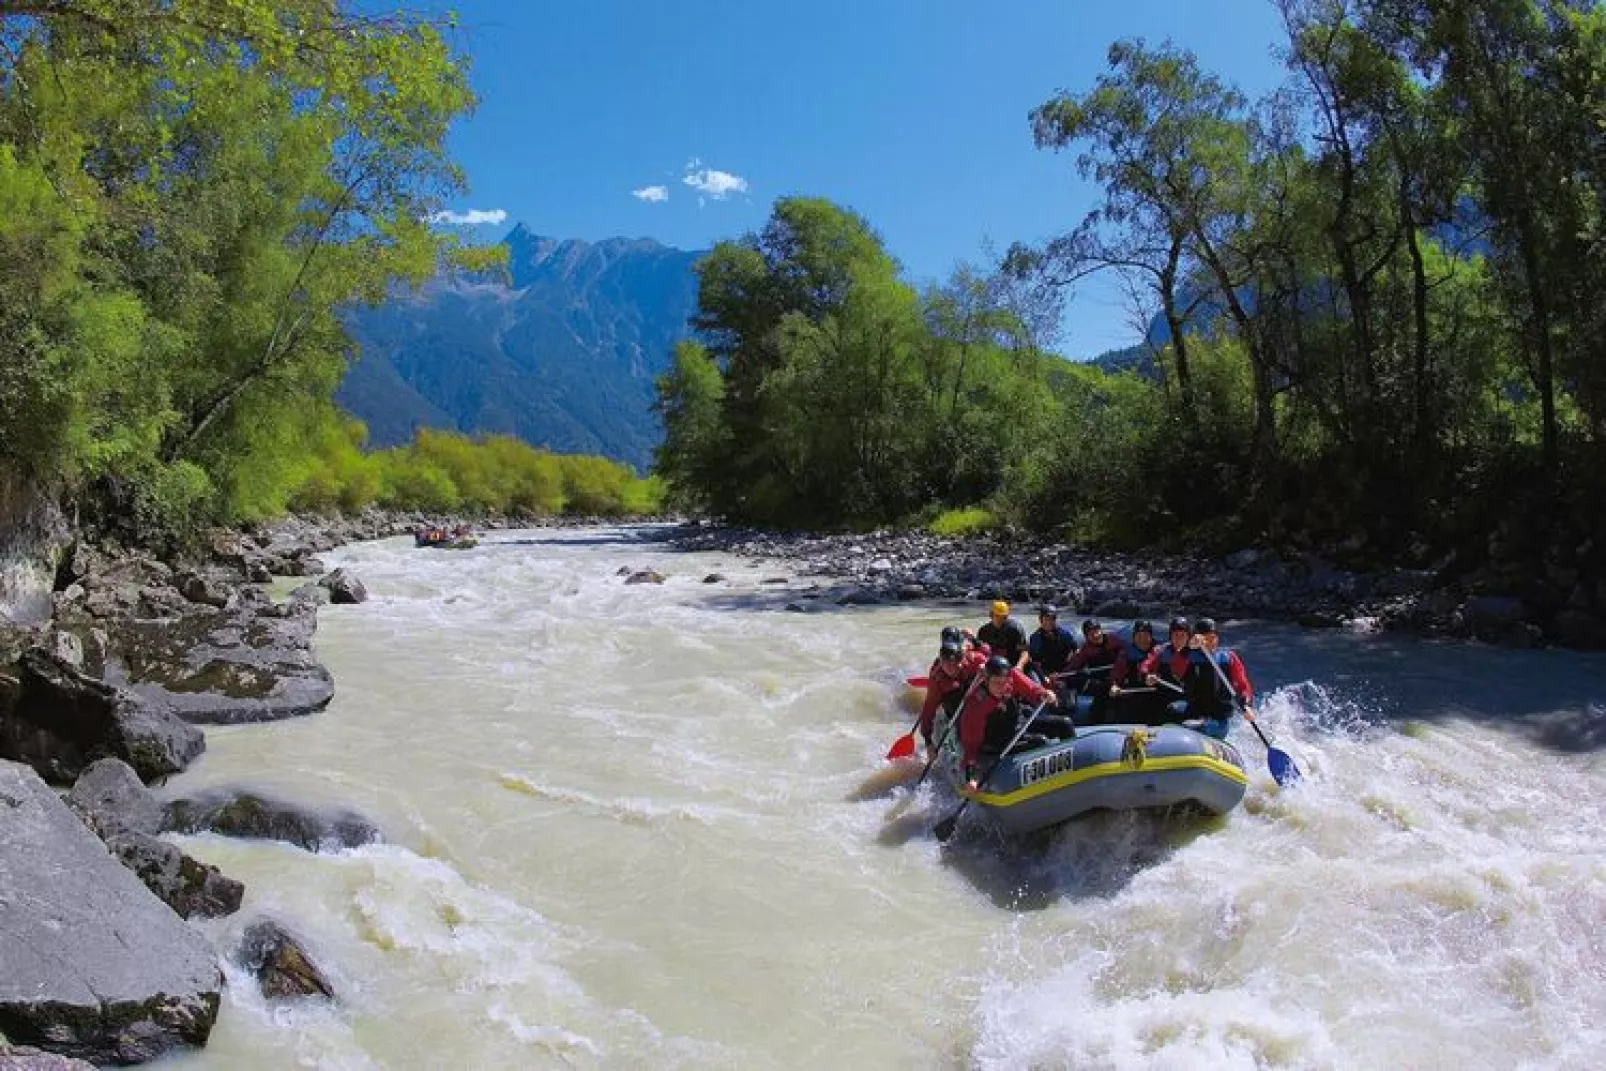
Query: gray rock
xmin=101 ymin=600 xmax=334 ymax=725
xmin=835 ymin=586 xmax=881 ymax=606
xmin=44 ymin=631 xmax=84 ymax=670
xmin=0 ymin=761 xmax=222 ymax=1064
xmin=102 ymin=831 xmax=244 ymax=920
xmin=317 ymin=568 xmax=367 ymax=605
xmin=66 ymin=758 xmax=163 ymax=838
xmin=164 ymin=790 xmax=381 ymax=852
xmin=0 ymin=649 xmax=205 ymax=785
xmin=236 ymin=920 xmax=334 ymax=1001
xmin=0 ymin=1046 xmax=98 ymax=1070
xmin=175 ymin=571 xmax=233 ymax=610
xmin=623 ymin=569 xmax=666 ymax=585
xmin=288 ymin=582 xmax=330 ymax=608
xmin=701 ymin=573 xmax=727 ymax=584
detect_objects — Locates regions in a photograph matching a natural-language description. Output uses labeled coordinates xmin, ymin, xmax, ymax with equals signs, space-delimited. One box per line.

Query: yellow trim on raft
xmin=964 ymin=753 xmax=1249 ymax=807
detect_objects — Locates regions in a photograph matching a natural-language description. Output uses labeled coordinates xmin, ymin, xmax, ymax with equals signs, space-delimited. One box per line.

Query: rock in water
xmin=236 ymin=920 xmax=335 ymax=1000
xmin=624 ymin=569 xmax=666 ymax=585
xmin=317 ymin=568 xmax=368 ymax=605
xmin=0 ymin=760 xmax=222 ymax=1064
xmin=0 ymin=1046 xmax=98 ymax=1070
xmin=163 ymin=790 xmax=381 ymax=852
xmin=66 ymin=760 xmax=244 ymax=920
xmin=0 ymin=649 xmax=204 ymax=784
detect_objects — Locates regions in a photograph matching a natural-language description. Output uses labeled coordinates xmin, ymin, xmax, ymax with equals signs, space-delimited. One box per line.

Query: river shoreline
xmin=666 ymin=523 xmax=1606 ymax=650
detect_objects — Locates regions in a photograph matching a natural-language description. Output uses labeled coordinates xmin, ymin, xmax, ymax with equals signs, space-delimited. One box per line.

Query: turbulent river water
xmin=161 ymin=526 xmax=1606 ymax=1070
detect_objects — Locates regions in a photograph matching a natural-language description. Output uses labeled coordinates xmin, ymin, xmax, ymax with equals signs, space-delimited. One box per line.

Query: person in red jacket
xmin=918 ymin=640 xmax=985 ymax=746
xmin=958 ymin=655 xmax=1069 ymax=789
xmin=1139 ymin=617 xmax=1198 ymax=691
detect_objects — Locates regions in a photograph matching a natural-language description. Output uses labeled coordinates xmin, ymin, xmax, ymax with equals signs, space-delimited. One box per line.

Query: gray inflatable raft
xmin=932 ymin=711 xmax=1250 ymax=836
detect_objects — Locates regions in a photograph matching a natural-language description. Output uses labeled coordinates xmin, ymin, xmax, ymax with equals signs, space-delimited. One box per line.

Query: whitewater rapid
xmin=161 ymin=526 xmax=1606 ymax=1070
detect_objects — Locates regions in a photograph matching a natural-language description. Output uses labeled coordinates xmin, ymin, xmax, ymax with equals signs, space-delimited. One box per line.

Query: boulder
xmin=101 ymin=599 xmax=333 ymax=725
xmin=174 ymin=571 xmax=233 ymax=611
xmin=0 ymin=761 xmax=222 ymax=1064
xmin=66 ymin=758 xmax=163 ymax=838
xmin=101 ymin=832 xmax=244 ymax=920
xmin=701 ymin=573 xmax=727 ymax=584
xmin=317 ymin=568 xmax=367 ymax=605
xmin=623 ymin=569 xmax=666 ymax=585
xmin=164 ymin=790 xmax=381 ymax=852
xmin=0 ymin=1047 xmax=98 ymax=1070
xmin=0 ymin=649 xmax=204 ymax=784
xmin=236 ymin=920 xmax=334 ymax=1000
xmin=287 ymin=582 xmax=330 ymax=608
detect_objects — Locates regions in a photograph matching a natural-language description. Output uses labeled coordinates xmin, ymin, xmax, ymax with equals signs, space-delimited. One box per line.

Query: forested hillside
xmin=655 ymin=1 xmax=1606 ymax=640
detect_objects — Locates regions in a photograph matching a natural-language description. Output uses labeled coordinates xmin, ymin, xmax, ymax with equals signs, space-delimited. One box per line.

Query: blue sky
xmin=427 ymin=1 xmax=1291 ymax=357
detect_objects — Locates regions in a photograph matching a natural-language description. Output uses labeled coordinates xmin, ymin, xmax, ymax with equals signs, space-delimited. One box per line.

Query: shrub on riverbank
xmin=291 ymin=420 xmax=664 ymax=519
xmin=928 ymin=508 xmax=997 ymax=538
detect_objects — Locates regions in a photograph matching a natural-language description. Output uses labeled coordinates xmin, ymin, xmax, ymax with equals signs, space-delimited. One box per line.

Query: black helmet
xmin=939 ymin=641 xmax=963 ymax=662
xmin=1132 ymin=619 xmax=1154 ymax=635
xmin=985 ymin=654 xmax=1013 ymax=677
xmin=1037 ymin=604 xmax=1057 ymax=618
xmin=1081 ymin=618 xmax=1102 ymax=634
xmin=1193 ymin=617 xmax=1218 ymax=635
xmin=940 ymin=626 xmax=964 ymax=645
xmin=1169 ymin=617 xmax=1190 ymax=634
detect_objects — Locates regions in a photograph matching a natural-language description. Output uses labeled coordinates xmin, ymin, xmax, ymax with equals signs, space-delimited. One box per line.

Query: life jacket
xmin=1182 ymin=650 xmax=1234 ymax=718
xmin=1028 ymin=626 xmax=1075 ymax=675
xmin=1113 ymin=639 xmax=1154 ymax=687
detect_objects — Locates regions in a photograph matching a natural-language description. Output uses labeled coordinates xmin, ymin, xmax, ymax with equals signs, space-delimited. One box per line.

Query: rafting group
xmin=413 ymin=523 xmax=477 ymax=549
xmin=900 ymin=601 xmax=1302 ymax=841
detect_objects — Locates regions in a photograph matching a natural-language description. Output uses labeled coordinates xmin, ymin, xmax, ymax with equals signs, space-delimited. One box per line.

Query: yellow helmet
xmin=991 ymin=600 xmax=1009 ymax=617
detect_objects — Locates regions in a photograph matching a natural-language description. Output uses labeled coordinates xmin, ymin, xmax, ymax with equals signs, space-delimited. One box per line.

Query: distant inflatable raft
xmin=931 ymin=709 xmax=1249 ymax=836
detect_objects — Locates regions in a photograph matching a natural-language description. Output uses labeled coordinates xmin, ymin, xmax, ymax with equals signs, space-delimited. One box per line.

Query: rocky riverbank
xmin=0 ymin=506 xmax=503 ymax=1064
xmin=668 ymin=525 xmax=1606 ymax=649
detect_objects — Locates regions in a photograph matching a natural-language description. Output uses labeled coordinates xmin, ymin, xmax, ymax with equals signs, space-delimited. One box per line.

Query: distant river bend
xmin=166 ymin=526 xmax=1606 ymax=1070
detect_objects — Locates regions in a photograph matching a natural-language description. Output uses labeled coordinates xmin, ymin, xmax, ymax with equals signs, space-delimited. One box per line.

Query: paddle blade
xmin=906 ymin=676 xmax=930 ymax=688
xmin=1268 ymin=748 xmax=1302 ymax=786
xmin=886 ymin=732 xmax=917 ymax=761
xmin=933 ymin=813 xmax=960 ymax=842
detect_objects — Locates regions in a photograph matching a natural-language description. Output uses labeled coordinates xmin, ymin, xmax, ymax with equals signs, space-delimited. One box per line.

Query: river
xmin=161 ymin=526 xmax=1606 ymax=1070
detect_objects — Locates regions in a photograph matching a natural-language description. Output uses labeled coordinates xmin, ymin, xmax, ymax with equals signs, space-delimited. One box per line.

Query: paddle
xmin=909 ymin=672 xmax=984 ymax=790
xmin=1199 ymin=649 xmax=1303 ymax=786
xmin=887 ymin=672 xmax=946 ymax=759
xmin=933 ymin=696 xmax=1051 ymax=843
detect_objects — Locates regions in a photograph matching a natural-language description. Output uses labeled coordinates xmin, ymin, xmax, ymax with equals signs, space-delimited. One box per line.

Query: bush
xmin=928 ymin=507 xmax=996 ymax=537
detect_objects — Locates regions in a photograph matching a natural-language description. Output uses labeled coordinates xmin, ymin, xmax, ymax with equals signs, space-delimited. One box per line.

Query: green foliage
xmin=288 ymin=424 xmax=663 ymax=518
xmin=657 ymin=197 xmax=1061 ymax=529
xmin=928 ymin=507 xmax=997 ymax=538
xmin=0 ymin=0 xmax=501 ymax=535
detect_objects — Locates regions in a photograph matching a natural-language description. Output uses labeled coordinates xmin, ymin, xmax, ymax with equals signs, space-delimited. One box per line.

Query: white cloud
xmin=632 ymin=185 xmax=669 ymax=203
xmin=428 ymin=208 xmax=508 ymax=226
xmin=682 ymin=166 xmax=748 ymax=200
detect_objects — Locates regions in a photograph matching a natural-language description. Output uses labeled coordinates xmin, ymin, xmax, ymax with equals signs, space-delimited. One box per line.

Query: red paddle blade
xmin=886 ymin=732 xmax=917 ymax=760
xmin=906 ymin=677 xmax=930 ymax=688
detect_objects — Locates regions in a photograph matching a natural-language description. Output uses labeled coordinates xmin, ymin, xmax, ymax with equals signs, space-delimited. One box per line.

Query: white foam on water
xmin=166 ymin=529 xmax=1606 ymax=1069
